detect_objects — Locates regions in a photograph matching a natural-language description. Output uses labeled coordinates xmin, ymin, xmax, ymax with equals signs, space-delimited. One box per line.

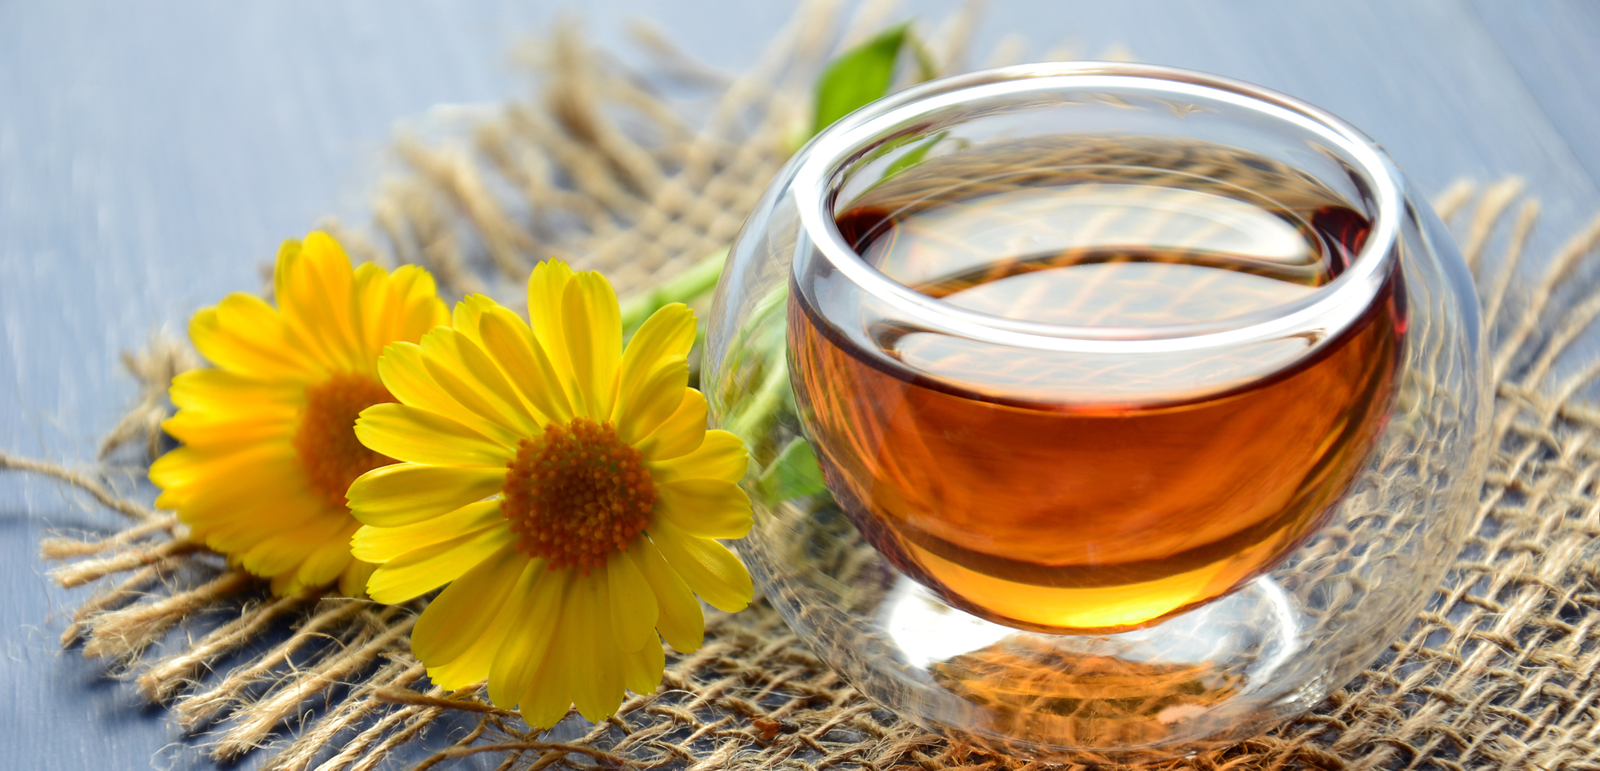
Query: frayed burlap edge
xmin=7 ymin=3 xmax=1600 ymax=769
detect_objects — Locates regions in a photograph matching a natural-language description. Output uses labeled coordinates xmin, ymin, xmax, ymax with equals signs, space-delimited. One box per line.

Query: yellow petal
xmin=449 ymin=325 xmax=543 ymax=432
xmin=412 ymin=544 xmax=528 ymax=669
xmin=150 ymin=443 xmax=298 ymax=505
xmin=478 ymin=306 xmax=573 ymax=423
xmin=426 ymin=553 xmax=540 ymax=692
xmin=161 ymin=409 xmax=296 ymax=451
xmin=354 ymin=403 xmax=514 ymax=467
xmin=214 ymin=291 xmax=287 ymax=336
xmin=620 ymin=635 xmax=666 ymax=696
xmin=347 ymin=463 xmax=505 ymax=527
xmin=296 ymin=531 xmax=357 ymax=590
xmin=300 ymin=232 xmax=364 ymax=367
xmin=236 ymin=512 xmax=351 ymax=584
xmin=519 ymin=603 xmax=575 ymax=729
xmin=571 ymin=572 xmax=625 ymax=722
xmin=615 ymin=357 xmax=689 ymax=445
xmin=527 ymin=260 xmax=576 ymax=375
xmin=185 ymin=489 xmax=328 ymax=548
xmin=178 ymin=476 xmax=321 ymax=535
xmin=420 ymin=328 xmax=539 ymax=437
xmin=605 ymin=549 xmax=658 ymax=653
xmin=213 ymin=292 xmax=310 ymax=370
xmin=239 ymin=535 xmax=317 ymax=581
xmin=655 ymin=479 xmax=752 ymax=540
xmin=189 ymin=301 xmax=312 ymax=381
xmin=350 ymin=261 xmax=400 ymax=362
xmin=377 ymin=342 xmax=521 ymax=448
xmin=365 ymin=523 xmax=516 ymax=603
xmin=270 ymin=570 xmax=298 ymax=595
xmin=561 ymin=272 xmax=622 ymax=419
xmin=450 ymin=294 xmax=499 ymax=348
xmin=351 ymin=499 xmax=504 ymax=563
xmin=169 ymin=368 xmax=302 ymax=413
xmin=273 ymin=236 xmax=303 ymax=301
xmin=351 ymin=258 xmax=449 ymax=368
xmin=488 ymin=568 xmax=569 ymax=708
xmin=647 ymin=520 xmax=752 ymax=613
xmin=390 ymin=265 xmax=450 ymax=342
xmin=629 ymin=538 xmax=704 ymax=653
xmin=646 ymin=430 xmax=748 ymax=484
xmin=275 ymin=233 xmax=361 ymax=373
xmin=613 ymin=303 xmax=695 ymax=424
xmin=338 ymin=558 xmax=377 ymax=598
xmin=635 ymin=389 xmax=708 ymax=461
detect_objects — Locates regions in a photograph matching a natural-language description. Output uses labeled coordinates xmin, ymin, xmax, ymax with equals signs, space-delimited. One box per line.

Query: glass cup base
xmin=748 ymin=502 xmax=1339 ymax=765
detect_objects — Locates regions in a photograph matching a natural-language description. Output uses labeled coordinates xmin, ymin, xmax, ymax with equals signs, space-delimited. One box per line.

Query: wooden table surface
xmin=3 ymin=1 xmax=1597 ymax=768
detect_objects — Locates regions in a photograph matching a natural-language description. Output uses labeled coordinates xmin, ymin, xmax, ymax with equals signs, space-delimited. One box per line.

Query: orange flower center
xmin=501 ymin=418 xmax=656 ymax=571
xmin=294 ymin=373 xmax=398 ymax=510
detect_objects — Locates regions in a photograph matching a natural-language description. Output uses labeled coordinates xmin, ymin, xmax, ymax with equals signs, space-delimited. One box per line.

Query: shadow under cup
xmin=705 ymin=63 xmax=1485 ymax=761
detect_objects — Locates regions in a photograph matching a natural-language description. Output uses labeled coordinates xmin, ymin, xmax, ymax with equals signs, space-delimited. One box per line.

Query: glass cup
xmin=703 ymin=63 xmax=1487 ymax=763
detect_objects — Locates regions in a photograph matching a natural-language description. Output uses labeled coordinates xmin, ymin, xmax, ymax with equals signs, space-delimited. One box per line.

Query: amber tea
xmin=789 ymin=138 xmax=1405 ymax=633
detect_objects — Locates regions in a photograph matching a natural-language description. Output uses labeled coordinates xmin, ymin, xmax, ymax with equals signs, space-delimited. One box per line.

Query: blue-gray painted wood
xmin=3 ymin=1 xmax=1597 ymax=768
xmin=1472 ymin=0 xmax=1600 ymax=192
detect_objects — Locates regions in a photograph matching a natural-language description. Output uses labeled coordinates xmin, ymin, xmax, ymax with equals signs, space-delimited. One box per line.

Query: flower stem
xmin=727 ymin=357 xmax=790 ymax=453
xmin=620 ymin=248 xmax=729 ymax=336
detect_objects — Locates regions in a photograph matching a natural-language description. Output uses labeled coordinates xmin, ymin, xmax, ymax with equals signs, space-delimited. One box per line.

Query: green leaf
xmin=811 ymin=22 xmax=911 ymax=137
xmin=756 ymin=438 xmax=828 ymax=505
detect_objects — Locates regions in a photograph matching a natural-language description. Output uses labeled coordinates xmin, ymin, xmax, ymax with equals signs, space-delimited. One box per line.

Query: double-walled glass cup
xmin=703 ymin=63 xmax=1487 ymax=763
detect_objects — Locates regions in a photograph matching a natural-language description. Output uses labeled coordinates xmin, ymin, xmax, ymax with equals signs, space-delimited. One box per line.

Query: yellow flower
xmin=347 ymin=260 xmax=753 ymax=727
xmin=150 ymin=233 xmax=449 ymax=596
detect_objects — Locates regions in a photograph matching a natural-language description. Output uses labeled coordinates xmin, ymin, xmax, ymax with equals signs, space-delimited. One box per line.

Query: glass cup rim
xmin=792 ymin=62 xmax=1404 ymax=355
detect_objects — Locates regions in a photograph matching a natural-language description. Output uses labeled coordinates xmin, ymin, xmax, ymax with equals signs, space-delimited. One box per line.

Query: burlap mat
xmin=6 ymin=3 xmax=1600 ymax=769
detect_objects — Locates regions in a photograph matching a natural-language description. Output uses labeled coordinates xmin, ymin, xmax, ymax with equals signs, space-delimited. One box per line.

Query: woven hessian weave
xmin=7 ymin=3 xmax=1600 ymax=769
